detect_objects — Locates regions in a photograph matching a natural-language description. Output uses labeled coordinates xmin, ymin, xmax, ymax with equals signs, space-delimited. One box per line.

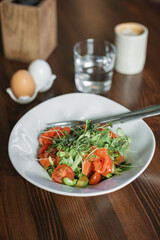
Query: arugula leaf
xmin=86 ymin=120 xmax=92 ymax=130
xmin=46 ymin=165 xmax=55 ymax=177
xmin=119 ymin=163 xmax=132 ymax=172
xmin=71 ymin=154 xmax=82 ymax=172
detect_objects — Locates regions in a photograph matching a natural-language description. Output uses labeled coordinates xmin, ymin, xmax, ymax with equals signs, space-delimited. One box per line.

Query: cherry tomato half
xmin=89 ymin=172 xmax=101 ymax=185
xmin=52 ymin=165 xmax=74 ymax=183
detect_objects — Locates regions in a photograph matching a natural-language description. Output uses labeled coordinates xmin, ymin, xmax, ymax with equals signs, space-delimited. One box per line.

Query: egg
xmin=11 ymin=70 xmax=36 ymax=98
xmin=28 ymin=59 xmax=55 ymax=92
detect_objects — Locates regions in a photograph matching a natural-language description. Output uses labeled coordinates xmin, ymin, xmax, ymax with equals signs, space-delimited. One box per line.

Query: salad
xmin=38 ymin=120 xmax=131 ymax=187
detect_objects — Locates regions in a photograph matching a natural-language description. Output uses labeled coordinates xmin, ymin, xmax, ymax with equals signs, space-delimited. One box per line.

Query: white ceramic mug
xmin=114 ymin=22 xmax=148 ymax=74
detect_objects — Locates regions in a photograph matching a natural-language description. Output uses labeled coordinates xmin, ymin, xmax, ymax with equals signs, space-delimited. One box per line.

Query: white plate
xmin=8 ymin=93 xmax=155 ymax=197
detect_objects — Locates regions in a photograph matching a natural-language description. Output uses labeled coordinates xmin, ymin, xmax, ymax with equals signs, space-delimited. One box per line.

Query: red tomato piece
xmin=56 ymin=127 xmax=71 ymax=137
xmin=55 ymin=156 xmax=60 ymax=166
xmin=39 ymin=132 xmax=53 ymax=146
xmin=93 ymin=148 xmax=112 ymax=174
xmin=114 ymin=152 xmax=124 ymax=165
xmin=48 ymin=127 xmax=62 ymax=138
xmin=48 ymin=147 xmax=58 ymax=156
xmin=39 ymin=126 xmax=71 ymax=147
xmin=93 ymin=158 xmax=104 ymax=172
xmin=109 ymin=131 xmax=118 ymax=138
xmin=101 ymin=169 xmax=112 ymax=177
xmin=52 ymin=165 xmax=74 ymax=183
xmin=48 ymin=126 xmax=71 ymax=139
xmin=89 ymin=172 xmax=101 ymax=185
xmin=44 ymin=147 xmax=58 ymax=158
xmin=39 ymin=151 xmax=57 ymax=166
xmin=39 ymin=159 xmax=51 ymax=169
xmin=39 ymin=152 xmax=50 ymax=159
xmin=61 ymin=127 xmax=71 ymax=135
xmin=39 ymin=145 xmax=49 ymax=156
xmin=82 ymin=160 xmax=94 ymax=177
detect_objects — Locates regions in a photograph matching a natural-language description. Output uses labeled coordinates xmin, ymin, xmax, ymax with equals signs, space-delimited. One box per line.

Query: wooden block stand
xmin=0 ymin=0 xmax=57 ymax=62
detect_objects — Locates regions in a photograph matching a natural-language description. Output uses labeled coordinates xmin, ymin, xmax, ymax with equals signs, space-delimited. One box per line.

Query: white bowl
xmin=8 ymin=93 xmax=155 ymax=197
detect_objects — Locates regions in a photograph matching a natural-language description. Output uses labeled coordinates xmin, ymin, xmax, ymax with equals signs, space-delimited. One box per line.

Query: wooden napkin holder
xmin=0 ymin=0 xmax=57 ymax=62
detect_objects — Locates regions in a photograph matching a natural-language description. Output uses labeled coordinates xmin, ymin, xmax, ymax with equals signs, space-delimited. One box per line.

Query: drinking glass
xmin=73 ymin=39 xmax=116 ymax=94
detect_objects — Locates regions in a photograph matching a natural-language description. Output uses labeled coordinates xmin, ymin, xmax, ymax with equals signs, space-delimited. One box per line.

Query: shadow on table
xmin=107 ymin=71 xmax=144 ymax=110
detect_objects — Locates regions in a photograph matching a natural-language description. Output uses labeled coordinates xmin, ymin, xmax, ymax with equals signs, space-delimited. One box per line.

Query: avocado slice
xmin=63 ymin=178 xmax=77 ymax=187
xmin=75 ymin=176 xmax=89 ymax=188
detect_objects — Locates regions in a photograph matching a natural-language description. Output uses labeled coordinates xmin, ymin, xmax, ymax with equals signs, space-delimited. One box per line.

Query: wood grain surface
xmin=1 ymin=0 xmax=57 ymax=62
xmin=0 ymin=0 xmax=160 ymax=239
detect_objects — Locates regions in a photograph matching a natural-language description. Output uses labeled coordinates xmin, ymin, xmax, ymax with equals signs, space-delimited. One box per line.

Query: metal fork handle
xmin=46 ymin=120 xmax=85 ymax=127
xmin=46 ymin=104 xmax=160 ymax=127
xmin=92 ymin=104 xmax=160 ymax=125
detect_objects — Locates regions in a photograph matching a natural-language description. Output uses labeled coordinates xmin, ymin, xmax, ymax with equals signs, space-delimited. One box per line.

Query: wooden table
xmin=0 ymin=0 xmax=160 ymax=239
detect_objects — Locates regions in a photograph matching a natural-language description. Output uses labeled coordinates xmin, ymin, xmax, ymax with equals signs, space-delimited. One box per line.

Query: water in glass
xmin=75 ymin=55 xmax=113 ymax=94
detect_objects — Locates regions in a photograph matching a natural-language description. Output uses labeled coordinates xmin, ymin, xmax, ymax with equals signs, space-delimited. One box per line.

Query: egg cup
xmin=7 ymin=59 xmax=57 ymax=104
xmin=6 ymin=74 xmax=56 ymax=104
xmin=38 ymin=74 xmax=56 ymax=92
xmin=6 ymin=88 xmax=38 ymax=104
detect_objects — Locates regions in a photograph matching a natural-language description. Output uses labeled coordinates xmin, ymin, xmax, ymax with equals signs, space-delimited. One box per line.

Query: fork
xmin=46 ymin=104 xmax=160 ymax=128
